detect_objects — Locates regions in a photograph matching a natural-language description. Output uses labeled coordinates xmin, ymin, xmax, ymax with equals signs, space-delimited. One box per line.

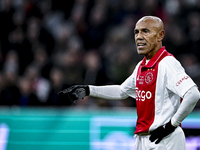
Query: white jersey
xmin=120 ymin=47 xmax=196 ymax=134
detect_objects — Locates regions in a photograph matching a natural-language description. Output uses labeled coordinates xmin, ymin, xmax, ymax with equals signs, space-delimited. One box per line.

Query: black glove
xmin=149 ymin=120 xmax=177 ymax=144
xmin=58 ymin=85 xmax=90 ymax=104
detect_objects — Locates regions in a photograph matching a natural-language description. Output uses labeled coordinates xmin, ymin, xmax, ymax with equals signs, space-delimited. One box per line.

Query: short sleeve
xmin=164 ymin=56 xmax=196 ymax=98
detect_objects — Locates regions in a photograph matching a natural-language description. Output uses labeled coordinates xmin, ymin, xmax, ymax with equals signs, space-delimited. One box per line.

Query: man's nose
xmin=135 ymin=32 xmax=143 ymax=40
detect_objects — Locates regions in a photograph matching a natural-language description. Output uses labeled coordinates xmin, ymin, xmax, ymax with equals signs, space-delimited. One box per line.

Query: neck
xmin=146 ymin=44 xmax=162 ymax=60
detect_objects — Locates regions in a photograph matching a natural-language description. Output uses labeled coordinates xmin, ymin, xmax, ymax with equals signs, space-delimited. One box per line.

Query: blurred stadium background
xmin=0 ymin=0 xmax=200 ymax=149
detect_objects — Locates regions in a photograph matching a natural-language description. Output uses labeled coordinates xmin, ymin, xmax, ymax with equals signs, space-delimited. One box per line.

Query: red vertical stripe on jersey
xmin=135 ymin=47 xmax=173 ymax=134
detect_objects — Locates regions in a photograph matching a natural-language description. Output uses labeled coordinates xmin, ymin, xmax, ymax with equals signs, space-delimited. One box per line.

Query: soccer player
xmin=58 ymin=16 xmax=200 ymax=150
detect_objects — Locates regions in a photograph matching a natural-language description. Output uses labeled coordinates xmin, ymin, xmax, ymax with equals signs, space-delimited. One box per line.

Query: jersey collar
xmin=141 ymin=46 xmax=167 ymax=68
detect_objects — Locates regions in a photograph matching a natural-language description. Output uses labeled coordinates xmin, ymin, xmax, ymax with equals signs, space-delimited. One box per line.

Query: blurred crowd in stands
xmin=0 ymin=0 xmax=200 ymax=108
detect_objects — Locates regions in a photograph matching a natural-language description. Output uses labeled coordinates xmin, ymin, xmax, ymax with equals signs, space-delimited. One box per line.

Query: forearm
xmin=171 ymin=86 xmax=200 ymax=127
xmin=89 ymin=85 xmax=129 ymax=100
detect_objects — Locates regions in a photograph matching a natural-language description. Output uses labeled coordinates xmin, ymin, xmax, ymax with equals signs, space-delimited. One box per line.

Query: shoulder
xmin=161 ymin=55 xmax=180 ymax=65
xmin=135 ymin=60 xmax=143 ymax=70
xmin=159 ymin=56 xmax=185 ymax=73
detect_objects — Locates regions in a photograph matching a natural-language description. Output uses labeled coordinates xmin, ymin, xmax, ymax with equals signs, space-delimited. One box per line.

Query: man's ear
xmin=157 ymin=30 xmax=165 ymax=42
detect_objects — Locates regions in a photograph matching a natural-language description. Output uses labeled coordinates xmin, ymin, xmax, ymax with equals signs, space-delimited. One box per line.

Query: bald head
xmin=136 ymin=16 xmax=164 ymax=32
xmin=134 ymin=16 xmax=165 ymax=59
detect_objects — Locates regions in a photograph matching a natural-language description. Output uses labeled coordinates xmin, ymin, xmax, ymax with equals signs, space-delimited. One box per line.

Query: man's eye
xmin=134 ymin=30 xmax=139 ymax=34
xmin=143 ymin=29 xmax=148 ymax=33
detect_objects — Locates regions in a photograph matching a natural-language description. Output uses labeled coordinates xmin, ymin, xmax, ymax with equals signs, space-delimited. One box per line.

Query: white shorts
xmin=134 ymin=126 xmax=185 ymax=150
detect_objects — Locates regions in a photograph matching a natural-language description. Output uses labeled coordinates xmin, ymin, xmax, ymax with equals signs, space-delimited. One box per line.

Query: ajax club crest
xmin=145 ymin=69 xmax=154 ymax=84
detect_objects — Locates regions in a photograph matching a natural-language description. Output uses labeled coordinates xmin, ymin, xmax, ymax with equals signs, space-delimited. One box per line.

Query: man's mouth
xmin=137 ymin=43 xmax=146 ymax=49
